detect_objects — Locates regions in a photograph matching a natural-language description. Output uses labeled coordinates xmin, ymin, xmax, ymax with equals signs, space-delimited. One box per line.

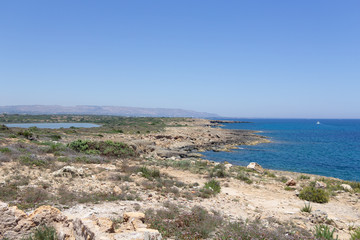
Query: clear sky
xmin=1 ymin=1 xmax=359 ymax=118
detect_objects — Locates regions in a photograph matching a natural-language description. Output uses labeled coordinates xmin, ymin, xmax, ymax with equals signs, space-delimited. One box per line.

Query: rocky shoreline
xmin=0 ymin=118 xmax=359 ymax=240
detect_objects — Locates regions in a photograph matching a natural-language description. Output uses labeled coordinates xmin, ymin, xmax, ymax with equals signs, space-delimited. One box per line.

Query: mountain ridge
xmin=0 ymin=105 xmax=220 ymax=118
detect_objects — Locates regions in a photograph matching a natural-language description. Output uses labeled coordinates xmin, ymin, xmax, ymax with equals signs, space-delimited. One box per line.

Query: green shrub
xmin=17 ymin=130 xmax=34 ymax=140
xmin=299 ymin=175 xmax=310 ymax=180
xmin=145 ymin=205 xmax=223 ymax=239
xmin=209 ymin=164 xmax=227 ymax=178
xmin=236 ymin=172 xmax=253 ymax=184
xmin=278 ymin=176 xmax=288 ymax=183
xmin=49 ymin=134 xmax=61 ymax=141
xmin=0 ymin=147 xmax=11 ymax=153
xmin=204 ymin=179 xmax=221 ymax=194
xmin=264 ymin=171 xmax=276 ymax=178
xmin=299 ymin=186 xmax=329 ymax=203
xmin=22 ymin=225 xmax=57 ymax=240
xmin=350 ymin=227 xmax=360 ymax=240
xmin=216 ymin=219 xmax=313 ymax=240
xmin=301 ymin=202 xmax=312 ymax=213
xmin=0 ymin=124 xmax=10 ymax=131
xmin=314 ymin=225 xmax=338 ymax=240
xmin=19 ymin=155 xmax=48 ymax=167
xmin=68 ymin=140 xmax=135 ymax=158
xmin=284 ymin=186 xmax=295 ymax=191
xmin=138 ymin=166 xmax=161 ymax=180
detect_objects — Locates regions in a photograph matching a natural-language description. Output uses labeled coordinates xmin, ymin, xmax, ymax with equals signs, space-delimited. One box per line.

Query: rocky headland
xmin=0 ymin=118 xmax=359 ymax=240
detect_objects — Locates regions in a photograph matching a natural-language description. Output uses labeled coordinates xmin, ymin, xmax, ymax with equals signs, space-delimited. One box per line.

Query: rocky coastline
xmin=0 ymin=118 xmax=359 ymax=240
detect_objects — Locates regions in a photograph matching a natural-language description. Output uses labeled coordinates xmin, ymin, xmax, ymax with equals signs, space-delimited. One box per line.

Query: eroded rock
xmin=52 ymin=166 xmax=85 ymax=177
xmin=247 ymin=162 xmax=264 ymax=173
xmin=315 ymin=181 xmax=327 ymax=189
xmin=286 ymin=179 xmax=297 ymax=186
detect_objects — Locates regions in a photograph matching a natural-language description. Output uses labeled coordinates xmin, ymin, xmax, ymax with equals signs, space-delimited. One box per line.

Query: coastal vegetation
xmin=301 ymin=202 xmax=312 ymax=213
xmin=67 ymin=139 xmax=136 ymax=158
xmin=315 ymin=225 xmax=339 ymax=240
xmin=299 ymin=186 xmax=330 ymax=203
xmin=22 ymin=225 xmax=57 ymax=240
xmin=0 ymin=114 xmax=359 ymax=239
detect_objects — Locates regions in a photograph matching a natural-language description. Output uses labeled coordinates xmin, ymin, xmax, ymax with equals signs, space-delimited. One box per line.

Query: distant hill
xmin=0 ymin=105 xmax=220 ymax=118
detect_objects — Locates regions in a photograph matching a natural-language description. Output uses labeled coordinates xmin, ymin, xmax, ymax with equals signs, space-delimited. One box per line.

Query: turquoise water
xmin=4 ymin=123 xmax=100 ymax=129
xmin=202 ymin=119 xmax=360 ymax=181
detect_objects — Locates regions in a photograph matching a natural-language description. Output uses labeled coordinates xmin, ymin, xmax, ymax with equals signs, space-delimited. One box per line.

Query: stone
xmin=310 ymin=210 xmax=328 ymax=224
xmin=340 ymin=184 xmax=353 ymax=192
xmin=113 ymin=186 xmax=123 ymax=195
xmin=123 ymin=212 xmax=147 ymax=230
xmin=0 ymin=202 xmax=71 ymax=240
xmin=123 ymin=212 xmax=145 ymax=223
xmin=224 ymin=163 xmax=233 ymax=170
xmin=52 ymin=166 xmax=85 ymax=177
xmin=247 ymin=162 xmax=264 ymax=173
xmin=315 ymin=181 xmax=327 ymax=189
xmin=286 ymin=179 xmax=297 ymax=186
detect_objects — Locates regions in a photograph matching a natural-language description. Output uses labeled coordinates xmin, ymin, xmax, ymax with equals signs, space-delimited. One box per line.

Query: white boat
xmin=316 ymin=121 xmax=320 ymax=125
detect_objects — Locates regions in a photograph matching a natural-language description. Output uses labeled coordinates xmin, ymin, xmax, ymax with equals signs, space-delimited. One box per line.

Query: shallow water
xmin=4 ymin=122 xmax=100 ymax=129
xmin=202 ymin=119 xmax=360 ymax=181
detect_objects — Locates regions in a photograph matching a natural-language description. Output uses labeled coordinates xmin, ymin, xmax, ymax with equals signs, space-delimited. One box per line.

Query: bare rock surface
xmin=247 ymin=162 xmax=264 ymax=173
xmin=0 ymin=201 xmax=161 ymax=240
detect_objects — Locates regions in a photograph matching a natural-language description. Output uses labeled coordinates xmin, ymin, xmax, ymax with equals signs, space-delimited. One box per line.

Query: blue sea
xmin=202 ymin=119 xmax=360 ymax=181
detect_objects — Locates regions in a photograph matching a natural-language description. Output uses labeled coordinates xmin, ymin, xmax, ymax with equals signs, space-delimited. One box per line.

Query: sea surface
xmin=202 ymin=119 xmax=360 ymax=181
xmin=4 ymin=123 xmax=100 ymax=129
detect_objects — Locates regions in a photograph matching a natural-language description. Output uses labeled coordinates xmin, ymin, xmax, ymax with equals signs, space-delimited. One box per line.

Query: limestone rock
xmin=286 ymin=179 xmax=297 ymax=186
xmin=123 ymin=212 xmax=145 ymax=221
xmin=340 ymin=184 xmax=353 ymax=192
xmin=247 ymin=162 xmax=264 ymax=173
xmin=52 ymin=166 xmax=85 ymax=177
xmin=315 ymin=181 xmax=327 ymax=189
xmin=224 ymin=163 xmax=233 ymax=170
xmin=0 ymin=202 xmax=71 ymax=240
xmin=113 ymin=186 xmax=123 ymax=195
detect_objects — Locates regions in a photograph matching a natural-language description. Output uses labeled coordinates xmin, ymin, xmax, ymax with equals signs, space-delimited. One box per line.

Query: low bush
xmin=19 ymin=154 xmax=48 ymax=167
xmin=209 ymin=164 xmax=227 ymax=178
xmin=203 ymin=179 xmax=221 ymax=194
xmin=17 ymin=130 xmax=35 ymax=140
xmin=216 ymin=219 xmax=313 ymax=240
xmin=350 ymin=227 xmax=360 ymax=240
xmin=264 ymin=170 xmax=276 ymax=178
xmin=301 ymin=202 xmax=312 ymax=213
xmin=284 ymin=186 xmax=295 ymax=191
xmin=138 ymin=166 xmax=160 ymax=180
xmin=68 ymin=140 xmax=136 ymax=158
xmin=23 ymin=225 xmax=57 ymax=240
xmin=236 ymin=172 xmax=253 ymax=184
xmin=299 ymin=186 xmax=329 ymax=203
xmin=145 ymin=205 xmax=223 ymax=239
xmin=314 ymin=225 xmax=338 ymax=240
xmin=0 ymin=147 xmax=11 ymax=153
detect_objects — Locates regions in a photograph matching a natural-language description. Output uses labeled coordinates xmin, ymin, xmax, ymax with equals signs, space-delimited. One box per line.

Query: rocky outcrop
xmin=340 ymin=184 xmax=353 ymax=192
xmin=52 ymin=166 xmax=85 ymax=177
xmin=286 ymin=179 xmax=297 ymax=186
xmin=0 ymin=202 xmax=161 ymax=240
xmin=315 ymin=181 xmax=327 ymax=189
xmin=247 ymin=162 xmax=264 ymax=173
xmin=0 ymin=202 xmax=72 ymax=240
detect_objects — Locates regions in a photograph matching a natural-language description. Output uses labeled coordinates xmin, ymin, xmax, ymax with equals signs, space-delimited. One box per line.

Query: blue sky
xmin=1 ymin=1 xmax=359 ymax=118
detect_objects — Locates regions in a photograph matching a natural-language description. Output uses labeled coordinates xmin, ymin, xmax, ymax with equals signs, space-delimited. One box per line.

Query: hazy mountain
xmin=0 ymin=105 xmax=220 ymax=118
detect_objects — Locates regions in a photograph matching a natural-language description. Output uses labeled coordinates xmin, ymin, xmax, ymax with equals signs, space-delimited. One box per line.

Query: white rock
xmin=247 ymin=162 xmax=264 ymax=173
xmin=340 ymin=184 xmax=353 ymax=192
